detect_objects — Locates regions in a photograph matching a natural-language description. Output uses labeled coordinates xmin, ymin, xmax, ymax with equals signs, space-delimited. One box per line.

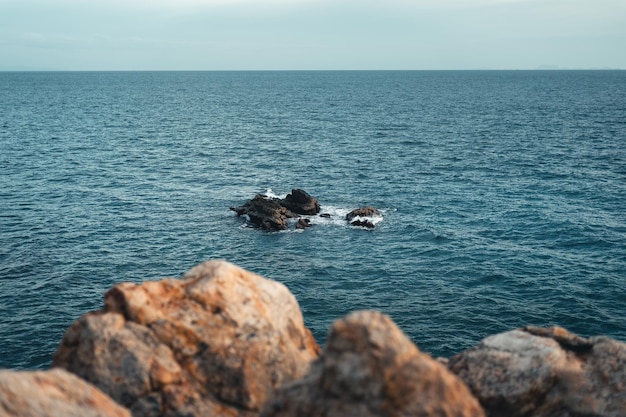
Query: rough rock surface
xmin=262 ymin=310 xmax=485 ymax=417
xmin=230 ymin=194 xmax=296 ymax=231
xmin=295 ymin=218 xmax=311 ymax=229
xmin=53 ymin=260 xmax=320 ymax=417
xmin=448 ymin=326 xmax=626 ymax=417
xmin=231 ymin=189 xmax=321 ymax=231
xmin=281 ymin=189 xmax=321 ymax=215
xmin=0 ymin=368 xmax=131 ymax=417
xmin=346 ymin=206 xmax=381 ymax=228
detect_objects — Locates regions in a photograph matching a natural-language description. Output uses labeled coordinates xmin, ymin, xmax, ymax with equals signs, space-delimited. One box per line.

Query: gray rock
xmin=448 ymin=326 xmax=626 ymax=417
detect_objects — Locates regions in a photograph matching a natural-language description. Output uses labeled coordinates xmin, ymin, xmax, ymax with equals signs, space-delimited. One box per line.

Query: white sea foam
xmin=263 ymin=188 xmax=286 ymax=199
xmin=307 ymin=205 xmax=385 ymax=228
xmin=347 ymin=214 xmax=384 ymax=226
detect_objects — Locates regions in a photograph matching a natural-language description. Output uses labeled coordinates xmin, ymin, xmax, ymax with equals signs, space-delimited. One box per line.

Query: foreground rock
xmin=346 ymin=206 xmax=382 ymax=228
xmin=262 ymin=310 xmax=485 ymax=417
xmin=448 ymin=326 xmax=626 ymax=417
xmin=53 ymin=260 xmax=320 ymax=417
xmin=0 ymin=368 xmax=130 ymax=417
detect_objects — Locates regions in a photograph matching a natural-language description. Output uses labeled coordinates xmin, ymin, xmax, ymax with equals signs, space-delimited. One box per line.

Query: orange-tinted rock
xmin=448 ymin=326 xmax=626 ymax=417
xmin=0 ymin=368 xmax=131 ymax=417
xmin=53 ymin=260 xmax=320 ymax=417
xmin=262 ymin=310 xmax=485 ymax=417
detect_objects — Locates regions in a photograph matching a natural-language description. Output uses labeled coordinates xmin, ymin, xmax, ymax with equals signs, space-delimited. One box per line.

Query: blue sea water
xmin=1 ymin=70 xmax=625 ymax=370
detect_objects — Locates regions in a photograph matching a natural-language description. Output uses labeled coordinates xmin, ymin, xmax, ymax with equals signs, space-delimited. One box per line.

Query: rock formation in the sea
xmin=262 ymin=310 xmax=486 ymax=417
xmin=280 ymin=189 xmax=320 ymax=215
xmin=448 ymin=325 xmax=626 ymax=417
xmin=230 ymin=194 xmax=296 ymax=231
xmin=52 ymin=260 xmax=321 ymax=417
xmin=295 ymin=218 xmax=311 ymax=229
xmin=231 ymin=190 xmax=385 ymax=230
xmin=0 ymin=368 xmax=131 ymax=417
xmin=230 ymin=189 xmax=321 ymax=231
xmin=346 ymin=206 xmax=382 ymax=228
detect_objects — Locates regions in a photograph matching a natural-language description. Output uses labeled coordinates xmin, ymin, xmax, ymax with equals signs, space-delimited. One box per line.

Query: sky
xmin=1 ymin=0 xmax=625 ymax=70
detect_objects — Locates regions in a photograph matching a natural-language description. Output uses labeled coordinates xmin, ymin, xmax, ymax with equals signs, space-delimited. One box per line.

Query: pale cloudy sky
xmin=1 ymin=0 xmax=624 ymax=70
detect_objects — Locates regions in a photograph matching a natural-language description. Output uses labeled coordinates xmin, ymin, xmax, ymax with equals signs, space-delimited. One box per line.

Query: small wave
xmin=307 ymin=205 xmax=352 ymax=227
xmin=433 ymin=234 xmax=451 ymax=242
xmin=312 ymin=206 xmax=386 ymax=229
xmin=346 ymin=214 xmax=384 ymax=228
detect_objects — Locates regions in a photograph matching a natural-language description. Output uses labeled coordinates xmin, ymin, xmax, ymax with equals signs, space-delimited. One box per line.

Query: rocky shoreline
xmin=1 ymin=260 xmax=625 ymax=417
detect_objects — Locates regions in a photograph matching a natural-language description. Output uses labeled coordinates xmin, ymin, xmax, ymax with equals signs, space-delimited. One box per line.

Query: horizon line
xmin=1 ymin=68 xmax=624 ymax=72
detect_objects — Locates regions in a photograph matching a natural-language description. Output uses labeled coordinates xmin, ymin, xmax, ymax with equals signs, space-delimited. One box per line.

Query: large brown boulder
xmin=448 ymin=326 xmax=626 ymax=417
xmin=53 ymin=260 xmax=321 ymax=417
xmin=0 ymin=368 xmax=130 ymax=417
xmin=262 ymin=310 xmax=485 ymax=417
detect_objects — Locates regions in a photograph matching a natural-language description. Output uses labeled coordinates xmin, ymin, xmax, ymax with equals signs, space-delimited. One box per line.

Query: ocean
xmin=1 ymin=70 xmax=625 ymax=370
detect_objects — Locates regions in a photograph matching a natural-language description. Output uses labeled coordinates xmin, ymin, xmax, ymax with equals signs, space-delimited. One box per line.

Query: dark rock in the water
xmin=296 ymin=218 xmax=311 ymax=229
xmin=230 ymin=194 xmax=296 ymax=231
xmin=230 ymin=205 xmax=248 ymax=216
xmin=281 ymin=189 xmax=321 ymax=215
xmin=346 ymin=207 xmax=381 ymax=228
xmin=319 ymin=213 xmax=331 ymax=218
xmin=346 ymin=206 xmax=381 ymax=221
xmin=350 ymin=219 xmax=376 ymax=228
